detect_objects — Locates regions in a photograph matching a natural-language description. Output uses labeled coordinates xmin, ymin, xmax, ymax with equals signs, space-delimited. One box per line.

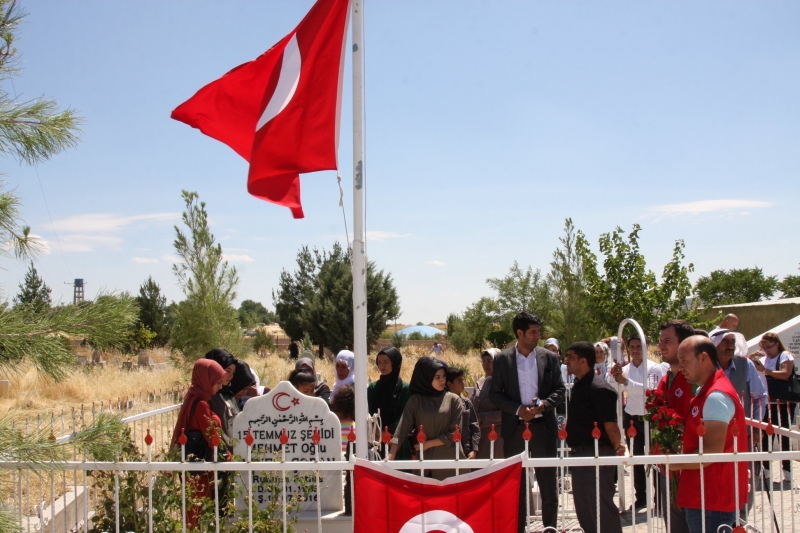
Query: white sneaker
xmin=783 ymin=470 xmax=792 ymax=482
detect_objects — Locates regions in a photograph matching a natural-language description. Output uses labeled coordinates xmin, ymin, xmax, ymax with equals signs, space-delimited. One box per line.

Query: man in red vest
xmin=672 ymin=335 xmax=748 ymax=533
xmin=654 ymin=319 xmax=695 ymax=533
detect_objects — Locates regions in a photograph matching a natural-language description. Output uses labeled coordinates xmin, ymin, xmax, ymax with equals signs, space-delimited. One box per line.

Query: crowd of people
xmin=170 ymin=311 xmax=793 ymax=533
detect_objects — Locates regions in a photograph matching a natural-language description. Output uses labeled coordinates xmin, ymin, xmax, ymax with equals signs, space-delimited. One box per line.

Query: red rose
xmin=669 ymin=420 xmax=677 ymax=427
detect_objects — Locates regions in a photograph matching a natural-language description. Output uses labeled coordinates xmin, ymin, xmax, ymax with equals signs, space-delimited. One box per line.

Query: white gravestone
xmin=747 ymin=314 xmax=800 ymax=356
xmin=232 ymin=380 xmax=343 ymax=513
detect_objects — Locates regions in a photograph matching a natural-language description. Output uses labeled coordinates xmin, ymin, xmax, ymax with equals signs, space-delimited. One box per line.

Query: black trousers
xmin=571 ymin=445 xmax=622 ymax=533
xmin=761 ymin=401 xmax=795 ymax=474
xmin=623 ymin=412 xmax=647 ymax=507
xmin=504 ymin=420 xmax=558 ymax=533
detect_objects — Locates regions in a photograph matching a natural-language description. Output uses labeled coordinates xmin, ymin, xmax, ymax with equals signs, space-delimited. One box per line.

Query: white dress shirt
xmin=516 ymin=344 xmax=539 ymax=410
xmin=611 ymin=359 xmax=665 ymax=416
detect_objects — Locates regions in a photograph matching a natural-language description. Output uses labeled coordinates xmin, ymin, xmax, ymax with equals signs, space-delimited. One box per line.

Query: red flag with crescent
xmin=171 ymin=0 xmax=350 ymax=218
xmin=354 ymin=455 xmax=521 ymax=533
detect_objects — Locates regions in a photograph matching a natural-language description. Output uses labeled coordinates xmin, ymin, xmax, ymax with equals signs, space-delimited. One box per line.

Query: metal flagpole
xmin=350 ymin=0 xmax=368 ymax=459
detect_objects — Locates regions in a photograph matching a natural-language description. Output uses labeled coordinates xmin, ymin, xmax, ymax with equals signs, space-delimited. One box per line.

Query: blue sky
xmin=0 ymin=1 xmax=798 ymax=324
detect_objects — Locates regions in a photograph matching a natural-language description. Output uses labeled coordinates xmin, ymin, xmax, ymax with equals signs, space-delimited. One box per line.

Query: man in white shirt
xmin=491 ymin=312 xmax=565 ymax=532
xmin=610 ymin=334 xmax=665 ymax=512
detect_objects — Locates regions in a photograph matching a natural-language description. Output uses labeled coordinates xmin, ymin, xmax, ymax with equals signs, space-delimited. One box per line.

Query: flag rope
xmin=337 ymin=171 xmax=351 ymax=246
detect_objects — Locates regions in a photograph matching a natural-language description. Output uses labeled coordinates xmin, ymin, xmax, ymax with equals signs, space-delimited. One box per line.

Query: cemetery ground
xmin=0 ymin=345 xmax=484 ymax=421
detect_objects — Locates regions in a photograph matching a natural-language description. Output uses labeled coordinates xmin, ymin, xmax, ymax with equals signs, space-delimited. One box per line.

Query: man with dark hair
xmin=609 ymin=333 xmax=664 ymax=512
xmin=566 ymin=341 xmax=624 ymax=533
xmin=672 ymin=335 xmax=747 ymax=533
xmin=653 ymin=319 xmax=695 ymax=533
xmin=491 ymin=311 xmax=565 ymax=533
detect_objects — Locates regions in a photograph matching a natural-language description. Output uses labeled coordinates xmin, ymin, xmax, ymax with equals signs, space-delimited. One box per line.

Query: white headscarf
xmin=594 ymin=342 xmax=611 ymax=377
xmin=330 ymin=350 xmax=355 ymax=402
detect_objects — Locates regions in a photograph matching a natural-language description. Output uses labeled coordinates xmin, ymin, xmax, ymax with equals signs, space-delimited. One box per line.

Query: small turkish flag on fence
xmin=171 ymin=0 xmax=350 ymax=218
xmin=354 ymin=455 xmax=522 ymax=533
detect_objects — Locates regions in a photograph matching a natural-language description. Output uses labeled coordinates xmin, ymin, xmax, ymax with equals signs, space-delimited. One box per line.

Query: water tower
xmin=65 ymin=279 xmax=85 ymax=304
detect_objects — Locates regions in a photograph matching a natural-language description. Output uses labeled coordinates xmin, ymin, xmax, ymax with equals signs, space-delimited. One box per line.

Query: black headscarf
xmin=205 ymin=348 xmax=237 ymax=370
xmin=226 ymin=360 xmax=256 ymax=396
xmin=204 ymin=348 xmax=243 ymax=397
xmin=373 ymin=347 xmax=404 ymax=427
xmin=408 ymin=356 xmax=446 ymax=397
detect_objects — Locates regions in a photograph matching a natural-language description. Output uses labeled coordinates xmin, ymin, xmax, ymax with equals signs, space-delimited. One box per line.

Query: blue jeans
xmin=684 ymin=508 xmax=736 ymax=533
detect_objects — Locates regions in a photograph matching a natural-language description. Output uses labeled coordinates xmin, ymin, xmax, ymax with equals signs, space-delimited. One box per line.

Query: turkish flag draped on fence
xmin=354 ymin=455 xmax=522 ymax=533
xmin=171 ymin=0 xmax=350 ymax=218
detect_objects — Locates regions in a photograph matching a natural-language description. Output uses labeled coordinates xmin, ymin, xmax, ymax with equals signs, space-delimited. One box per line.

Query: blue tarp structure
xmin=397 ymin=325 xmax=445 ymax=337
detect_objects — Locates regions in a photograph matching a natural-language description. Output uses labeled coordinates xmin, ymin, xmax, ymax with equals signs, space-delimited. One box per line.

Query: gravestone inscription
xmin=232 ymin=380 xmax=343 ymax=513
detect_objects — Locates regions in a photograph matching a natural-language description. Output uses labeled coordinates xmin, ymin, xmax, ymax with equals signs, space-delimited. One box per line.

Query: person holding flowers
xmin=653 ymin=319 xmax=696 ymax=533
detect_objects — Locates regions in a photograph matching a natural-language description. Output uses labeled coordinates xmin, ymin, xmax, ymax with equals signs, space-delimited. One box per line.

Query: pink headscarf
xmin=171 ymin=359 xmax=225 ymax=447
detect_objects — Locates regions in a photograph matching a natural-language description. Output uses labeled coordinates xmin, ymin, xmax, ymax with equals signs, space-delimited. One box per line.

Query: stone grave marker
xmin=232 ymin=380 xmax=343 ymax=513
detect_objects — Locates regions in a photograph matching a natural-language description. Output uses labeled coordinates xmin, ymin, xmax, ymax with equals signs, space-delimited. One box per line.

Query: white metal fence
xmin=3 ymin=409 xmax=800 ymax=533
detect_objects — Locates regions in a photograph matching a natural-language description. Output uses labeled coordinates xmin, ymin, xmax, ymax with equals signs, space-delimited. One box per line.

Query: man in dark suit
xmin=490 ymin=311 xmax=565 ymax=533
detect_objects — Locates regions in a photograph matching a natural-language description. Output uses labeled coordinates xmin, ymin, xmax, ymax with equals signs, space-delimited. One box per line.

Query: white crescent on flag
xmin=256 ymin=33 xmax=301 ymax=131
xmin=398 ymin=510 xmax=475 ymax=533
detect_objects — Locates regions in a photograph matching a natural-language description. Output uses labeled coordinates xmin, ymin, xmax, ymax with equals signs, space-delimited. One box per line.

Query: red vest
xmin=657 ymin=369 xmax=693 ymax=418
xmin=676 ymin=369 xmax=748 ymax=512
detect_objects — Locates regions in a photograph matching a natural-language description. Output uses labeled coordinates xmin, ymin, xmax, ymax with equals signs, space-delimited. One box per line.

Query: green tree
xmin=694 ymin=267 xmax=778 ymax=306
xmin=135 ymin=276 xmax=170 ymax=345
xmin=13 ymin=261 xmax=51 ymax=313
xmin=252 ymin=327 xmax=275 ymax=355
xmin=274 ymin=243 xmax=400 ymax=354
xmin=302 ymin=243 xmax=400 ymax=354
xmin=547 ymin=219 xmax=598 ymax=346
xmin=486 ymin=262 xmax=553 ymax=333
xmin=779 ymin=265 xmax=800 ymax=298
xmin=0 ymin=5 xmax=131 ymax=531
xmin=576 ymin=224 xmax=696 ymax=341
xmin=273 ymin=246 xmax=320 ymax=341
xmin=170 ymin=191 xmax=243 ymax=359
xmin=238 ymin=299 xmax=277 ymax=328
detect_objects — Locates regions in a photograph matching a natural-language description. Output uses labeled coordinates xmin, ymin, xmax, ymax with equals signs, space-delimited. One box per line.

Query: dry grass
xmin=0 ymin=362 xmax=187 ymax=421
xmin=0 ymin=346 xmax=486 ymax=421
xmin=248 ymin=345 xmax=485 ymax=389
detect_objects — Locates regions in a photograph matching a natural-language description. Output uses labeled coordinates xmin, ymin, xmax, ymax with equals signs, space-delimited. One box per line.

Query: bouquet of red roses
xmin=644 ymin=388 xmax=685 ymax=504
xmin=644 ymin=388 xmax=685 ymax=453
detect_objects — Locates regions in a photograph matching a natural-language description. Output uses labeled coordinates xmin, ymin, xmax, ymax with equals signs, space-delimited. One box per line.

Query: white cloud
xmin=131 ymin=257 xmax=159 ymax=264
xmin=52 ymin=213 xmax=180 ymax=233
xmin=366 ymin=231 xmax=411 ymax=242
xmin=223 ymin=254 xmax=255 ymax=263
xmin=41 ymin=212 xmax=181 ymax=253
xmin=161 ymin=254 xmax=183 ymax=264
xmin=58 ymin=235 xmax=123 ymax=252
xmin=650 ymin=199 xmax=774 ymax=216
xmin=426 ymin=260 xmax=446 ymax=267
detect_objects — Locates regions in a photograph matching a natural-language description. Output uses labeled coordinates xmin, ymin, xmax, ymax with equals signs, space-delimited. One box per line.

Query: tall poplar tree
xmin=170 ymin=190 xmax=243 ymax=359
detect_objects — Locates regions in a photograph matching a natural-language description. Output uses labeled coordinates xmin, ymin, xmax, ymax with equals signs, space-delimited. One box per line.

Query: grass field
xmin=0 ymin=345 xmax=487 ymax=422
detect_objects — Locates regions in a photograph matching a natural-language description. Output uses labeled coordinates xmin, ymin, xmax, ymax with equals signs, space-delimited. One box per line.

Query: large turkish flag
xmin=354 ymin=455 xmax=522 ymax=533
xmin=171 ymin=0 xmax=350 ymax=218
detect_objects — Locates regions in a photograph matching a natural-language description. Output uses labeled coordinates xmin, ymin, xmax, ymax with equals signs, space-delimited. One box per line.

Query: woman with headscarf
xmin=204 ymin=348 xmax=243 ymax=437
xmin=593 ymin=341 xmax=611 ymax=378
xmin=295 ymin=356 xmax=331 ymax=404
xmin=367 ymin=347 xmax=411 ymax=460
xmin=388 ymin=356 xmax=464 ymax=479
xmin=171 ymin=359 xmax=227 ymax=529
xmin=330 ymin=350 xmax=355 ymax=403
xmin=471 ymin=348 xmax=504 ymax=459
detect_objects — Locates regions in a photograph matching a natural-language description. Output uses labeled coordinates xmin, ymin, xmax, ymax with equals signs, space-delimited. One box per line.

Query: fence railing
xmin=3 ymin=412 xmax=800 ymax=533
